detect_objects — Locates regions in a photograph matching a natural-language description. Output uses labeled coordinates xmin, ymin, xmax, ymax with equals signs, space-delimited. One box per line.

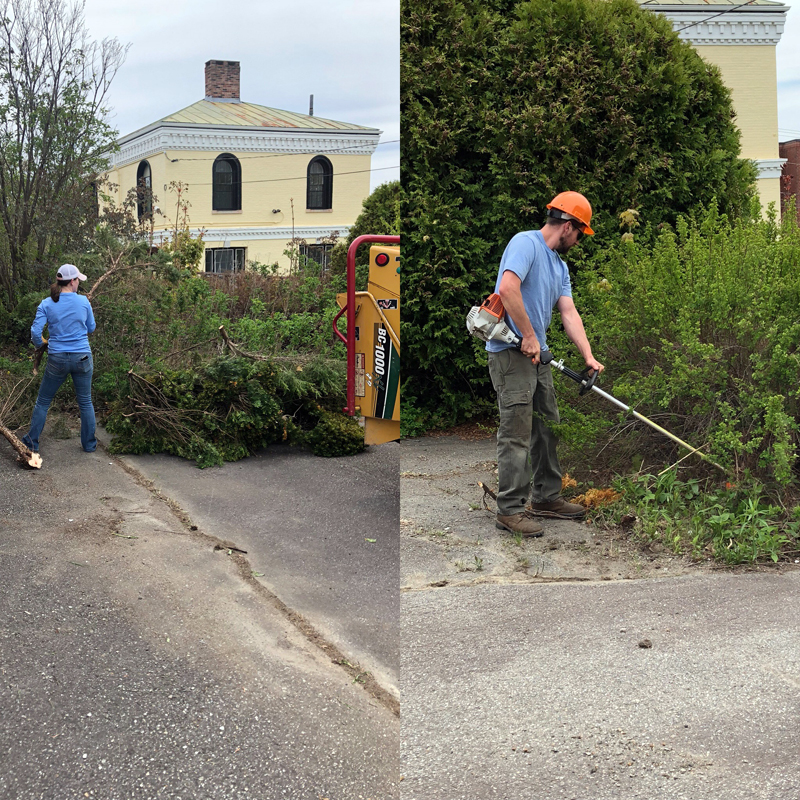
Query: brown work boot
xmin=528 ymin=497 xmax=586 ymax=520
xmin=495 ymin=511 xmax=544 ymax=537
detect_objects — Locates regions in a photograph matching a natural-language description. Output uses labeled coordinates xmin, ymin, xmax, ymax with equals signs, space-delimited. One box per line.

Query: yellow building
xmin=102 ymin=60 xmax=380 ymax=272
xmin=640 ymin=0 xmax=788 ymax=212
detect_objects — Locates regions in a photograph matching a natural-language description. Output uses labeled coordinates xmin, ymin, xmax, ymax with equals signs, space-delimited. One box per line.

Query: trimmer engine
xmin=466 ymin=293 xmax=520 ymax=346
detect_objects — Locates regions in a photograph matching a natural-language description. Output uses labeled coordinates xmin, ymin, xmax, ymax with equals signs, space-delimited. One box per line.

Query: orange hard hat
xmin=546 ymin=191 xmax=595 ymax=235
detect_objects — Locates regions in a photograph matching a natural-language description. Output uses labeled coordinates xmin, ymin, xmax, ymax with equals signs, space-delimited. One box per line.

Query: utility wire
xmin=674 ymin=0 xmax=760 ymax=34
xmin=181 ymin=165 xmax=399 ymax=188
xmin=638 ymin=0 xmax=766 ymax=33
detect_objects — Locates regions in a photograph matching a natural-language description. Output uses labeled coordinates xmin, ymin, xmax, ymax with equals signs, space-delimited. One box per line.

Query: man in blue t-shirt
xmin=487 ymin=192 xmax=604 ymax=537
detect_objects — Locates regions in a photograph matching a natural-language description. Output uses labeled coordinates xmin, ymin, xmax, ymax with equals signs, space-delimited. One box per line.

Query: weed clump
xmin=594 ymin=471 xmax=799 ymax=564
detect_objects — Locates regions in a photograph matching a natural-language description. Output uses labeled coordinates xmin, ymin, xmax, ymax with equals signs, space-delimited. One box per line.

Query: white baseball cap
xmin=56 ymin=264 xmax=87 ymax=281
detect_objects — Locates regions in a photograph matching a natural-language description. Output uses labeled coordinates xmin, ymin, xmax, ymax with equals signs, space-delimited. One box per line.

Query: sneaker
xmin=496 ymin=511 xmax=544 ymax=537
xmin=528 ymin=497 xmax=586 ymax=519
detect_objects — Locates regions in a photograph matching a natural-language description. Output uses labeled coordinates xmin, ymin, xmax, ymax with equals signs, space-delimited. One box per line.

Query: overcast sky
xmin=82 ymin=0 xmax=399 ymax=193
xmin=777 ymin=1 xmax=800 ymax=141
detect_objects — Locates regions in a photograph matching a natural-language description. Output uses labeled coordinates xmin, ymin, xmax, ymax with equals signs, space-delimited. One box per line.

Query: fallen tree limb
xmin=87 ymin=260 xmax=156 ymax=302
xmin=0 ymin=421 xmax=42 ymax=468
xmin=218 ymin=325 xmax=270 ymax=362
xmin=217 ymin=325 xmax=342 ymax=366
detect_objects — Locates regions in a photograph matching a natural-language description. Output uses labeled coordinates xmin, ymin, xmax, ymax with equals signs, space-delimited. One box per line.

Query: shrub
xmin=303 ymin=410 xmax=365 ymax=458
xmin=401 ymin=0 xmax=756 ymax=427
xmin=576 ymin=201 xmax=800 ymax=486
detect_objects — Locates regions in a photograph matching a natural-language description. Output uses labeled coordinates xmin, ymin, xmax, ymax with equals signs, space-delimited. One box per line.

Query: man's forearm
xmin=499 ymin=289 xmax=535 ymax=340
xmin=562 ymin=309 xmax=593 ymax=361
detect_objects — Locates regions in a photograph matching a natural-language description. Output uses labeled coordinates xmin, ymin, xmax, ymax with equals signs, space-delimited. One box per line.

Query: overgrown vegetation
xmin=592 ymin=472 xmax=800 ymax=565
xmin=567 ymin=201 xmax=800 ymax=488
xmin=401 ymin=0 xmax=757 ymax=429
xmin=1 ymin=178 xmax=403 ymax=463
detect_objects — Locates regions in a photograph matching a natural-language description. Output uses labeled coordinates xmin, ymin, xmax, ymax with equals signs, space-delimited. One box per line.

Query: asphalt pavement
xmin=0 ymin=422 xmax=398 ymax=799
xmin=401 ymin=433 xmax=800 ymax=800
xmin=117 ymin=438 xmax=399 ymax=697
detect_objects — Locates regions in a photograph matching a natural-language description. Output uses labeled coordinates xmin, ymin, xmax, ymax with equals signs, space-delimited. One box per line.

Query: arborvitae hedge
xmin=401 ymin=0 xmax=758 ymax=429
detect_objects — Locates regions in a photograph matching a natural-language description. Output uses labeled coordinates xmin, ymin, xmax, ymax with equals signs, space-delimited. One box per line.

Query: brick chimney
xmin=205 ymin=60 xmax=240 ymax=102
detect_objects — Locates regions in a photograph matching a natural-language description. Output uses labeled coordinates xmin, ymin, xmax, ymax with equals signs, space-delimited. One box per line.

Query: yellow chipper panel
xmin=336 ymin=245 xmax=400 ymax=445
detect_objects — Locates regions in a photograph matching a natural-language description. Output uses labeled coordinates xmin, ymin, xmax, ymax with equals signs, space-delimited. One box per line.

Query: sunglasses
xmin=569 ymin=219 xmax=586 ymax=239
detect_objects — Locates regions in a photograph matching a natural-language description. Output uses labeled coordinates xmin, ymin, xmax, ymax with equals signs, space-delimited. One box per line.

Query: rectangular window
xmin=299 ymin=243 xmax=333 ymax=273
xmin=205 ymin=247 xmax=246 ymax=273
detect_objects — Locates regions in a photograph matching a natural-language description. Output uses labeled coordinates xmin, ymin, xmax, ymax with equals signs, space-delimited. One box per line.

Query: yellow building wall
xmin=101 ymin=150 xmax=371 ymax=272
xmin=695 ymin=44 xmax=781 ymax=211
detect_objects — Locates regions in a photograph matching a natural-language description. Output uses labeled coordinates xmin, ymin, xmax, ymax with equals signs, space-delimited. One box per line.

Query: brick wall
xmin=779 ymin=139 xmax=800 ymax=222
xmin=205 ymin=60 xmax=240 ymax=100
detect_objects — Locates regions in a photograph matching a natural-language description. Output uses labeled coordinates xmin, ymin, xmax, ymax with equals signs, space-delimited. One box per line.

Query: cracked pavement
xmin=401 ymin=433 xmax=800 ymax=799
xmin=0 ymin=422 xmax=398 ymax=799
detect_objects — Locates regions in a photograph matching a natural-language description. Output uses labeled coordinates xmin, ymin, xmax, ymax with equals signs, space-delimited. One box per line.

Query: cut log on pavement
xmin=0 ymin=421 xmax=42 ymax=469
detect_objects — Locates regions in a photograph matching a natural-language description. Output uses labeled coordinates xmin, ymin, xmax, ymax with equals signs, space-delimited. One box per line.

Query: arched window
xmin=307 ymin=156 xmax=333 ymax=210
xmin=213 ymin=153 xmax=241 ymax=211
xmin=136 ymin=160 xmax=152 ymax=219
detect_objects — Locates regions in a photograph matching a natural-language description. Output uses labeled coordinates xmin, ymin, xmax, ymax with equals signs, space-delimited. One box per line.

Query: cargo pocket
xmin=499 ymin=389 xmax=532 ymax=409
xmin=499 ymin=388 xmax=533 ymax=439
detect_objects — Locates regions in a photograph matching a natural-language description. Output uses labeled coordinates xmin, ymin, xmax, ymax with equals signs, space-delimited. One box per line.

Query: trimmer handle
xmin=578 ymin=367 xmax=599 ymax=395
xmin=540 ymin=350 xmax=600 ymax=394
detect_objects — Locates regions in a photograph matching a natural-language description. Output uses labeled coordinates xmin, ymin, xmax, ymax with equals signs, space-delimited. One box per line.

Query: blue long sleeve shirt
xmin=31 ymin=293 xmax=96 ymax=352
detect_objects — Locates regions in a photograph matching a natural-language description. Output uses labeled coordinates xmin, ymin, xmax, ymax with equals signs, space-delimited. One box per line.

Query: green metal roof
xmin=160 ymin=100 xmax=375 ymax=132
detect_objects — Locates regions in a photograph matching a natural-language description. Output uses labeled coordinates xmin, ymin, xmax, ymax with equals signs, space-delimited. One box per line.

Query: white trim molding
xmin=647 ymin=9 xmax=787 ymax=45
xmin=152 ymin=225 xmax=349 ymax=244
xmin=755 ymin=158 xmax=786 ymax=180
xmin=110 ymin=124 xmax=380 ymax=169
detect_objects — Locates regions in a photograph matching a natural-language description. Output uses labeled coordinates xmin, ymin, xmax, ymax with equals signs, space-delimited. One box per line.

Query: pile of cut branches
xmin=104 ymin=355 xmax=364 ymax=466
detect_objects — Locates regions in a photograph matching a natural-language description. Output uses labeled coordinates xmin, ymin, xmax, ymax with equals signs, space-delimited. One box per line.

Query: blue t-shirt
xmin=485 ymin=230 xmax=572 ymax=353
xmin=31 ymin=293 xmax=96 ymax=353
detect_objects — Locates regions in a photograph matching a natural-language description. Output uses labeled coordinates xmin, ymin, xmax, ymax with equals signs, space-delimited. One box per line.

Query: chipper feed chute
xmin=334 ymin=235 xmax=400 ymax=446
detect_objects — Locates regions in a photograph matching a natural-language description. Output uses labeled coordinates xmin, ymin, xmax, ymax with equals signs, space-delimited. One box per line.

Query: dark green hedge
xmin=401 ymin=0 xmax=757 ymax=428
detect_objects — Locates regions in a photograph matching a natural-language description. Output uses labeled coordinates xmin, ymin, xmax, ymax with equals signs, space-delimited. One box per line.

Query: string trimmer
xmin=467 ymin=293 xmax=726 ymax=473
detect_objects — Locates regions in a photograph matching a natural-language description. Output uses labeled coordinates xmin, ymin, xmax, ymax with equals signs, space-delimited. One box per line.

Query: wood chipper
xmin=333 ymin=234 xmax=400 ymax=446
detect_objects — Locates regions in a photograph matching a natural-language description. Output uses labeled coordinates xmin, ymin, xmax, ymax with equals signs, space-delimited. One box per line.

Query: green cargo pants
xmin=488 ymin=348 xmax=563 ymax=516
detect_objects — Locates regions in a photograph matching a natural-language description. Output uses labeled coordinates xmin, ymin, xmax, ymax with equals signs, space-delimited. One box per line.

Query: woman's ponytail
xmin=50 ymin=279 xmax=70 ymax=302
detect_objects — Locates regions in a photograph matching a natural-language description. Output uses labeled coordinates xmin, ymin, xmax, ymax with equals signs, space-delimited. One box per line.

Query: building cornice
xmin=152 ymin=225 xmax=349 ymax=244
xmin=755 ymin=158 xmax=786 ymax=179
xmin=109 ymin=124 xmax=380 ymax=169
xmin=646 ymin=8 xmax=787 ymax=45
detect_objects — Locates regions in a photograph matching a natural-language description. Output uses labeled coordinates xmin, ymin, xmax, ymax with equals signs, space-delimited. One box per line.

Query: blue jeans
xmin=24 ymin=351 xmax=96 ymax=452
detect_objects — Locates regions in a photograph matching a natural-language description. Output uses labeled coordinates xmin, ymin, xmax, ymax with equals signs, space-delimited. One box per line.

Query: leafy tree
xmin=331 ymin=179 xmax=401 ymax=286
xmin=401 ymin=0 xmax=758 ymax=426
xmin=0 ymin=0 xmax=127 ymax=308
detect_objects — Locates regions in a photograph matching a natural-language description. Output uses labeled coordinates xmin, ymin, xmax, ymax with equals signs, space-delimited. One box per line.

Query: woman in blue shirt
xmin=22 ymin=264 xmax=97 ymax=453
